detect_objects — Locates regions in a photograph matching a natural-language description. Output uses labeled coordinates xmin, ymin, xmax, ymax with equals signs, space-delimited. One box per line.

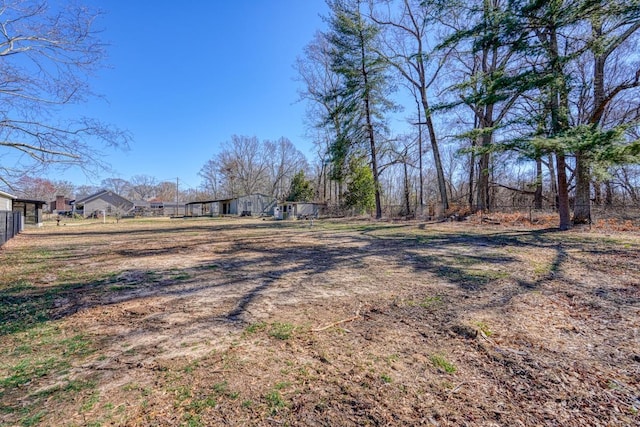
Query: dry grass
xmin=1 ymin=216 xmax=639 ymax=426
xmin=467 ymin=210 xmax=640 ymax=232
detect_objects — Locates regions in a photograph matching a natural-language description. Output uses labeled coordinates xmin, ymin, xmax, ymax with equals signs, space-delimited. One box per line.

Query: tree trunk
xmin=368 ymin=127 xmax=382 ymax=219
xmin=573 ymin=21 xmax=604 ymax=224
xmin=475 ymin=133 xmax=491 ymax=212
xmin=621 ymin=167 xmax=639 ymax=204
xmin=358 ymin=16 xmax=382 ymax=219
xmin=468 ymin=138 xmax=476 ymax=211
xmin=605 ymin=180 xmax=613 ymax=206
xmin=548 ymin=18 xmax=571 ymax=230
xmin=417 ymin=102 xmax=425 ymax=216
xmin=556 ymin=154 xmax=571 ymax=230
xmin=421 ymin=91 xmax=448 ymax=214
xmin=593 ymin=180 xmax=601 ymax=206
xmin=547 ymin=154 xmax=558 ymax=209
xmin=322 ymin=163 xmax=328 ymax=202
xmin=534 ymin=156 xmax=543 ymax=209
xmin=474 ymin=26 xmax=496 ymax=213
xmin=403 ymin=159 xmax=411 ymax=216
xmin=573 ymin=150 xmax=591 ymax=223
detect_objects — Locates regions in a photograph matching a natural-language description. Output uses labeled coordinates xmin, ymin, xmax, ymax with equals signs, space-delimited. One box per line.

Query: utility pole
xmin=176 ymin=177 xmax=179 ymax=217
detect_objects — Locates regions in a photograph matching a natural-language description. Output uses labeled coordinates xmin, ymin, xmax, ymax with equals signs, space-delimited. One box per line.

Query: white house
xmin=0 ymin=190 xmax=20 ymax=246
xmin=275 ymin=202 xmax=326 ymax=220
xmin=0 ymin=190 xmax=14 ymax=211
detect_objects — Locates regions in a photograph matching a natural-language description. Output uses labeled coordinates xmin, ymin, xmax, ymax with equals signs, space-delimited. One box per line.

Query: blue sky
xmin=60 ymin=0 xmax=329 ymax=189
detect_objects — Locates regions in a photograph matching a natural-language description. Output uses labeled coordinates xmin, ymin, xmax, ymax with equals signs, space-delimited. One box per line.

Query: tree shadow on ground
xmin=1 ymin=221 xmax=636 ymax=337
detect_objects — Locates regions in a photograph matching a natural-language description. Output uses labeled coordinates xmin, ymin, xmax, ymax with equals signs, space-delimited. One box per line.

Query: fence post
xmin=0 ymin=211 xmax=6 ymax=246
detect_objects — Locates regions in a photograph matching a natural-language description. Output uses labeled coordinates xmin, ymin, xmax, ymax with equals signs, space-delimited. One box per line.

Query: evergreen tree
xmin=343 ymin=157 xmax=376 ymax=214
xmin=325 ymin=0 xmax=396 ymax=219
xmin=520 ymin=0 xmax=640 ymax=229
xmin=287 ymin=171 xmax=315 ymax=202
xmin=444 ymin=0 xmax=640 ymax=229
xmin=571 ymin=0 xmax=640 ymax=223
xmin=439 ymin=0 xmax=529 ymax=213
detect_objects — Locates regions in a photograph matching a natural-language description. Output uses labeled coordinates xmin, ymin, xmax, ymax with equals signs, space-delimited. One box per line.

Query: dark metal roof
xmin=185 ymin=201 xmax=211 ymax=206
xmin=13 ymin=199 xmax=47 ymax=206
xmin=76 ymin=189 xmax=133 ymax=205
xmin=185 ymin=194 xmax=275 ymax=206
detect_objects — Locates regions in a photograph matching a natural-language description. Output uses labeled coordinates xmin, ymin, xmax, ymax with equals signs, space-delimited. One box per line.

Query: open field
xmin=1 ymin=217 xmax=639 ymax=426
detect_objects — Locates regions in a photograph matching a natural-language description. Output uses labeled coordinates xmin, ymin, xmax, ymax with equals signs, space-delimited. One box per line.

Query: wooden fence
xmin=0 ymin=211 xmax=22 ymax=247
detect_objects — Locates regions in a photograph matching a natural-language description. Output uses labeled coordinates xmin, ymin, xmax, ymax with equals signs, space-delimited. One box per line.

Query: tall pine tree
xmin=325 ymin=0 xmax=396 ymax=219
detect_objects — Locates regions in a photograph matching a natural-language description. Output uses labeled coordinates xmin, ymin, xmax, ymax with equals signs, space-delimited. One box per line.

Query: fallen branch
xmin=312 ymin=306 xmax=361 ymax=332
xmin=481 ymin=217 xmax=501 ymax=225
xmin=479 ymin=331 xmax=528 ymax=356
xmin=446 ymin=382 xmax=467 ymax=400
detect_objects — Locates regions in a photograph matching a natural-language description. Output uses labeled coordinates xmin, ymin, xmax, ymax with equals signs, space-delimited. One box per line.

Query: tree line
xmin=14 ymin=135 xmax=317 ymax=206
xmin=13 ymin=175 xmax=189 ymax=205
xmin=197 ymin=135 xmax=312 ymax=201
xmin=2 ymin=1 xmax=638 ymax=229
xmin=296 ymin=0 xmax=640 ymax=228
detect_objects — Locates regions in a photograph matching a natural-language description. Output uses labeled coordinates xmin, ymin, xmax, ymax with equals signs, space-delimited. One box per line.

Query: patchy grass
xmin=170 ymin=271 xmax=192 ymax=281
xmin=404 ymin=295 xmax=443 ymax=309
xmin=0 ymin=320 xmax=99 ymax=425
xmin=380 ymin=373 xmax=393 ymax=383
xmin=0 ymin=217 xmax=638 ymax=426
xmin=265 ymin=390 xmax=287 ymax=415
xmin=243 ymin=321 xmax=267 ymax=336
xmin=268 ymin=322 xmax=296 ymax=340
xmin=429 ymin=353 xmax=457 ymax=374
xmin=474 ymin=320 xmax=492 ymax=337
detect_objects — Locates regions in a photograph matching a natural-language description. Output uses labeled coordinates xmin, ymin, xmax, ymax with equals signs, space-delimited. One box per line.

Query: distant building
xmin=13 ymin=198 xmax=45 ymax=227
xmin=75 ymin=189 xmax=134 ymax=217
xmin=1 ymin=190 xmax=45 ymax=227
xmin=161 ymin=202 xmax=186 ymax=217
xmin=0 ymin=190 xmax=13 ymax=212
xmin=185 ymin=194 xmax=276 ymax=217
xmin=0 ymin=190 xmax=44 ymax=245
xmin=49 ymin=195 xmax=73 ymax=214
xmin=131 ymin=198 xmax=186 ymax=217
xmin=0 ymin=190 xmax=20 ymax=246
xmin=275 ymin=202 xmax=326 ymax=220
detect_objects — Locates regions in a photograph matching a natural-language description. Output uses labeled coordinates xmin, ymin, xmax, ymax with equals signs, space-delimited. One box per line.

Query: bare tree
xmin=14 ymin=176 xmax=55 ymax=201
xmin=129 ymin=175 xmax=158 ymax=200
xmin=390 ymin=135 xmax=417 ymax=216
xmin=198 ymin=160 xmax=222 ymax=199
xmin=74 ymin=184 xmax=100 ymax=201
xmin=612 ymin=165 xmax=640 ymax=204
xmin=101 ymin=178 xmax=131 ymax=196
xmin=201 ymin=135 xmax=271 ymax=198
xmin=265 ymin=137 xmax=309 ymax=199
xmin=0 ymin=0 xmax=129 ymax=187
xmin=155 ymin=181 xmax=177 ymax=202
xmin=371 ymin=0 xmax=450 ymax=214
xmin=224 ymin=135 xmax=271 ymax=196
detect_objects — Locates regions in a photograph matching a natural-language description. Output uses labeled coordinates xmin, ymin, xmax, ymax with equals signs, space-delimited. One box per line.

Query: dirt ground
xmin=1 ymin=217 xmax=639 ymax=426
